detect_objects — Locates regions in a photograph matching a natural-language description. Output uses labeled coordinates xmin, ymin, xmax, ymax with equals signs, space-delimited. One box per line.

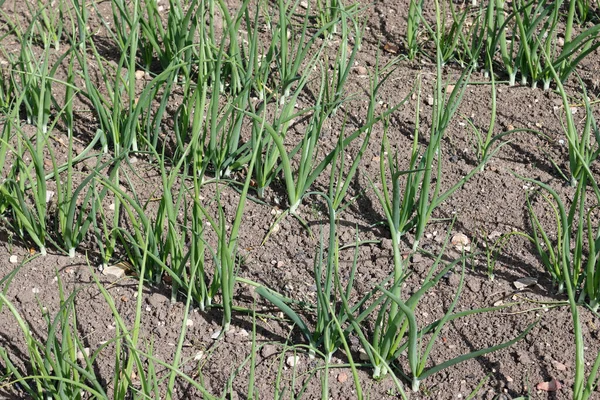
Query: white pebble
xmin=286 ymin=355 xmax=300 ymax=367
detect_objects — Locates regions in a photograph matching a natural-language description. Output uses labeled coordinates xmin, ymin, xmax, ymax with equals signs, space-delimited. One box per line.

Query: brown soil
xmin=1 ymin=0 xmax=600 ymax=399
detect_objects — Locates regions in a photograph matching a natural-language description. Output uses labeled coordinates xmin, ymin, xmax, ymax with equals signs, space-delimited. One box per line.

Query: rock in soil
xmin=286 ymin=355 xmax=299 ymax=367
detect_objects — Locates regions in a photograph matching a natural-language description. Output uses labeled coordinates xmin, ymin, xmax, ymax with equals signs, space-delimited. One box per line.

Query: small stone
xmin=211 ymin=330 xmax=221 ymax=340
xmin=299 ymin=0 xmax=308 ymax=8
xmin=134 ymin=70 xmax=145 ymax=80
xmin=448 ymin=273 xmax=461 ymax=286
xmin=261 ymin=344 xmax=278 ymax=358
xmin=186 ymin=319 xmax=194 ymax=327
xmin=513 ymin=277 xmax=537 ymax=290
xmin=108 ymin=203 xmax=115 ymax=211
xmin=286 ymin=355 xmax=299 ymax=367
xmin=358 ymin=348 xmax=369 ymax=361
xmin=76 ymin=348 xmax=90 ymax=361
xmin=466 ymin=279 xmax=481 ymax=293
xmin=355 ymin=66 xmax=368 ymax=76
xmin=237 ymin=329 xmax=249 ymax=338
xmin=412 ymin=253 xmax=424 ymax=263
xmin=194 ymin=351 xmax=204 ymax=361
xmin=488 ymin=231 xmax=502 ymax=240
xmin=102 ymin=265 xmax=126 ymax=279
xmin=506 ymin=376 xmax=514 ymax=383
xmin=383 ymin=42 xmax=399 ymax=54
xmin=338 ymin=373 xmax=348 ymax=383
xmin=9 ymin=255 xmax=18 ymax=264
xmin=380 ymin=238 xmax=393 ymax=251
xmin=516 ymin=350 xmax=533 ymax=365
xmin=427 ymin=95 xmax=434 ymax=106
xmin=451 ymin=233 xmax=470 ymax=250
xmin=147 ymin=293 xmax=168 ymax=308
xmin=32 ymin=287 xmax=40 ymax=294
xmin=537 ymin=378 xmax=562 ymax=392
xmin=552 ymin=360 xmax=567 ymax=371
xmin=45 ymin=190 xmax=55 ymax=203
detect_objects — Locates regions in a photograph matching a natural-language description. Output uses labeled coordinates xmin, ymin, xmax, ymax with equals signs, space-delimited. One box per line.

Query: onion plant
xmin=316 ymin=0 xmax=346 ymax=36
xmin=24 ymin=0 xmax=64 ymax=50
xmin=548 ymin=68 xmax=599 ymax=187
xmin=249 ymin=52 xmax=406 ymax=215
xmin=0 ymin=91 xmax=104 ymax=259
xmin=257 ymin=194 xmax=382 ymax=362
xmin=327 ymin=115 xmax=368 ymax=213
xmin=72 ymin=0 xmax=176 ymax=156
xmin=491 ymin=0 xmax=516 ymax=84
xmin=491 ymin=0 xmax=600 ymax=89
xmin=196 ymin=102 xmax=266 ymax=330
xmin=323 ymin=5 xmax=363 ymax=116
xmin=246 ymin=0 xmax=355 ymax=201
xmin=377 ymin=260 xmax=537 ymax=391
xmin=110 ymin=0 xmax=200 ymax=72
xmin=0 ymin=279 xmax=109 ymax=398
xmin=0 ymin=66 xmax=12 ymax=112
xmin=48 ymin=55 xmax=107 ymax=258
xmin=520 ymin=168 xmax=600 ymax=308
xmin=0 ymin=92 xmax=56 ymax=255
xmin=406 ymin=0 xmax=423 ymax=60
xmin=454 ymin=0 xmax=486 ymax=69
xmin=438 ymin=1 xmax=471 ymax=65
xmin=372 ymin=38 xmax=491 ymax=252
xmin=516 ymin=70 xmax=599 ymax=304
xmin=464 ymin=55 xmax=517 ymax=168
xmin=364 ymin=224 xmax=537 ymax=384
xmin=257 ymin=193 xmax=341 ymax=360
xmin=419 ymin=0 xmax=470 ymax=65
xmin=553 ymin=207 xmax=600 ymax=400
xmin=9 ymin=35 xmax=53 ymax=134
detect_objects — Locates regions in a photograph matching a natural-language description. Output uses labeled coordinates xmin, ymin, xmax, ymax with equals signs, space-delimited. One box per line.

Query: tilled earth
xmin=1 ymin=0 xmax=600 ymax=399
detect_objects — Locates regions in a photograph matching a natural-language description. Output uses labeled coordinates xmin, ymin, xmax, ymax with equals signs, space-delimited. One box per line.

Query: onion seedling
xmin=377 ymin=259 xmax=537 ymax=391
xmin=257 ymin=195 xmax=400 ymax=363
xmin=552 ymin=203 xmax=600 ymax=400
xmin=372 ymin=34 xmax=486 ymax=252
xmin=454 ymin=1 xmax=486 ymax=69
xmin=490 ymin=0 xmax=600 ymax=89
xmin=515 ymin=70 xmax=600 ymax=300
xmin=256 ymin=192 xmax=340 ymax=359
xmin=24 ymin=0 xmax=63 ymax=50
xmin=520 ymin=167 xmax=600 ymax=307
xmin=406 ymin=0 xmax=423 ymax=60
xmin=111 ymin=0 xmax=201 ymax=73
xmin=545 ymin=67 xmax=599 ymax=187
xmin=10 ymin=35 xmax=53 ymax=134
